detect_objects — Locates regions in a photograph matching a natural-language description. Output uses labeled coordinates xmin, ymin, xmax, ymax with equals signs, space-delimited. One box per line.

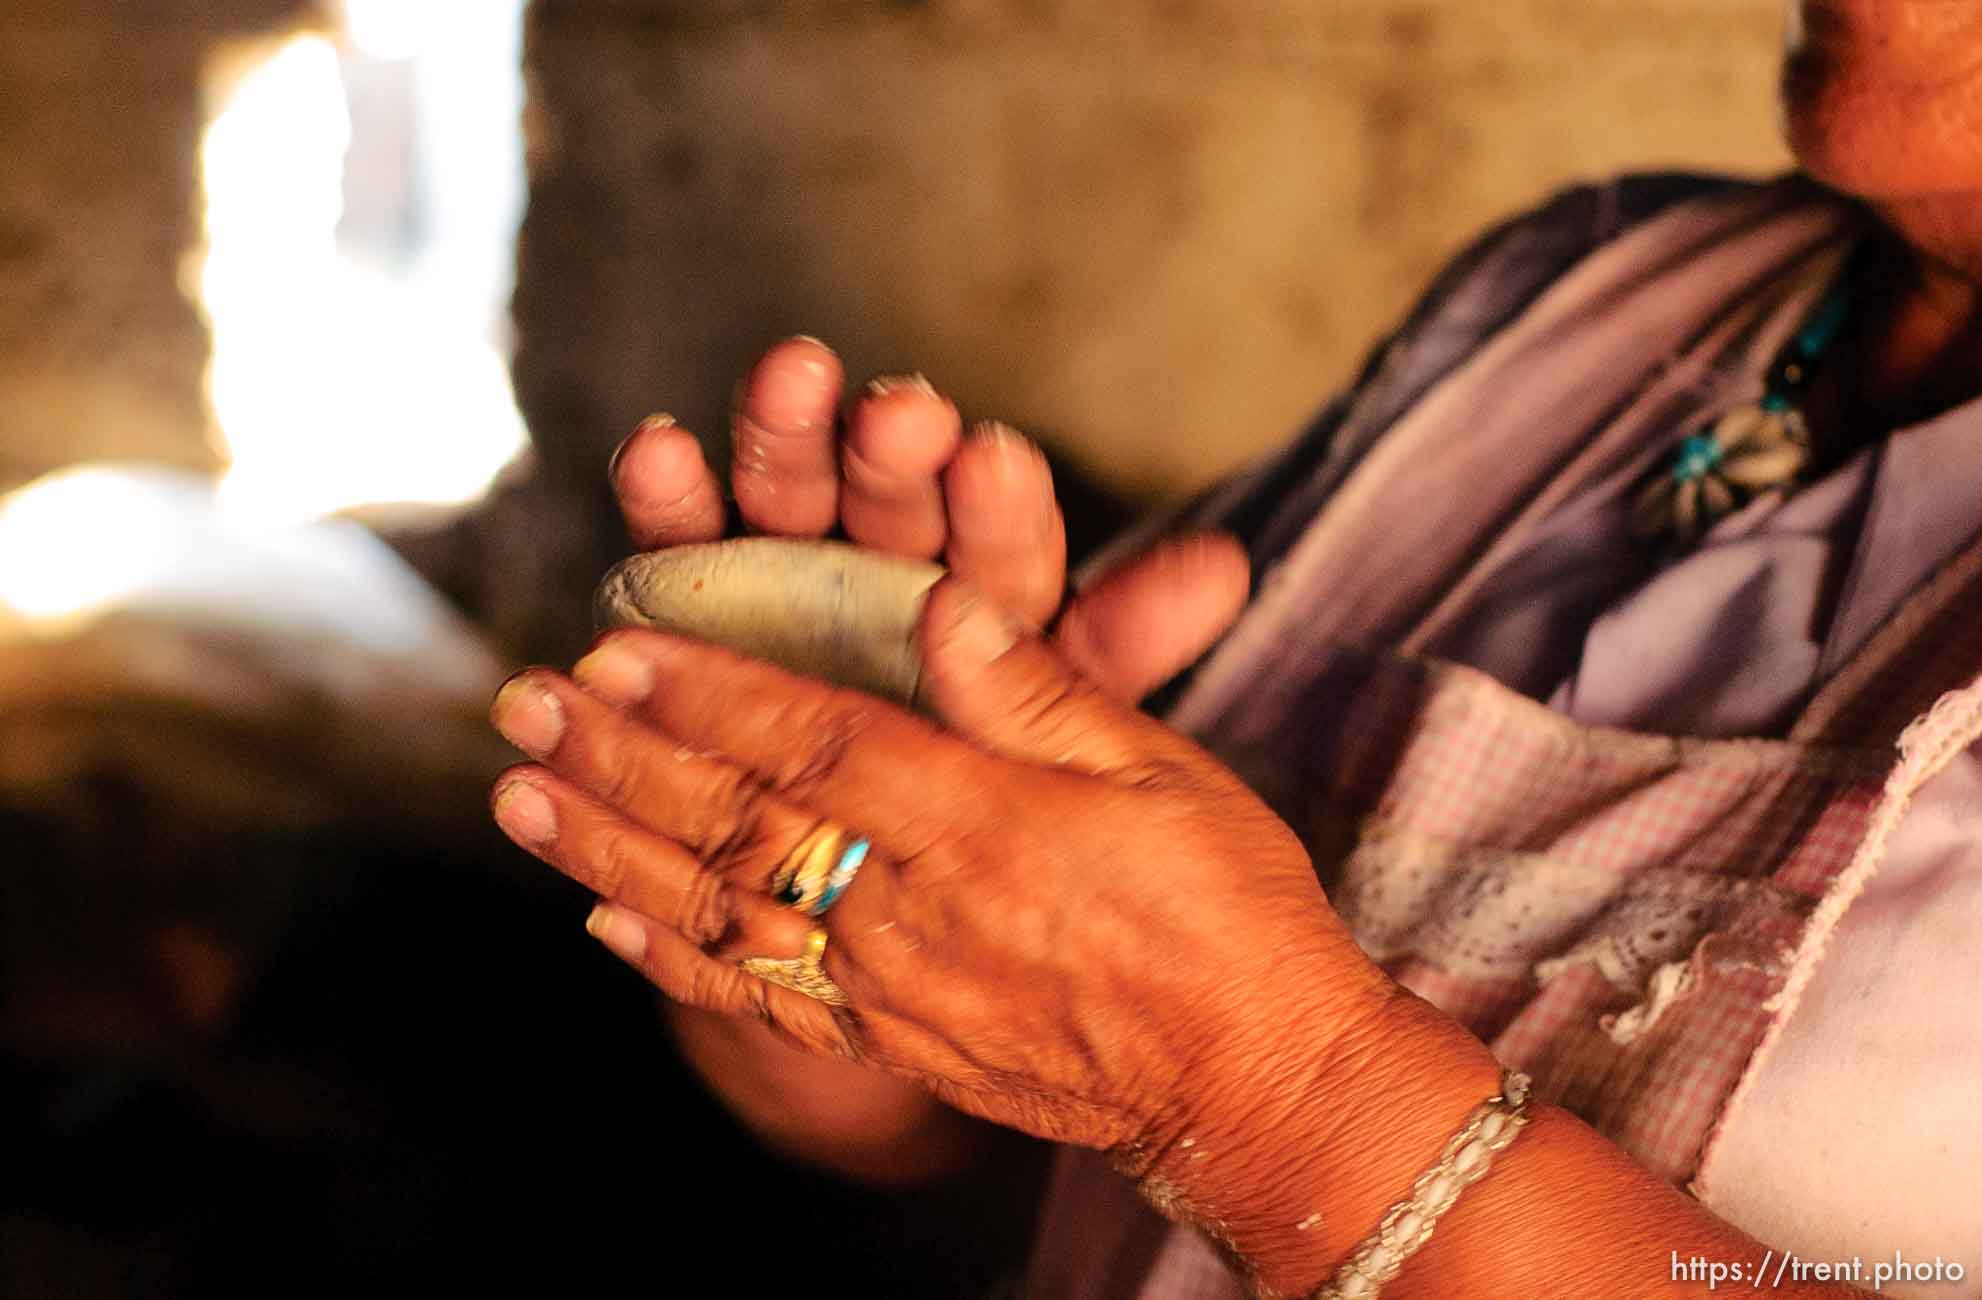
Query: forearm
xmin=665 ymin=1001 xmax=998 ymax=1185
xmin=1386 ymin=1104 xmax=1869 ymax=1299
xmin=1148 ymin=985 xmax=1869 ymax=1299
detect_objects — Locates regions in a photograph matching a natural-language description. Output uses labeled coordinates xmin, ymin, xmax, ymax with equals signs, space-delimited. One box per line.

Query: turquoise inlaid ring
xmin=1670 ymin=433 xmax=1724 ymax=483
xmin=810 ymin=838 xmax=870 ymax=917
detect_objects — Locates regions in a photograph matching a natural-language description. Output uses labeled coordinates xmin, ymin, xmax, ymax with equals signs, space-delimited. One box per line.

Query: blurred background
xmin=1 ymin=0 xmax=1788 ymax=1295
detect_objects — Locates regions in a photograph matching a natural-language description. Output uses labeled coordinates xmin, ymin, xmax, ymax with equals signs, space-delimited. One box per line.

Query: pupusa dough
xmin=595 ymin=539 xmax=944 ymax=705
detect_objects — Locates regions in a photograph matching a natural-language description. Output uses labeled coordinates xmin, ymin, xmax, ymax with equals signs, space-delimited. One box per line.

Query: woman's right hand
xmin=598 ymin=336 xmax=1249 ymax=1183
xmin=607 ymin=335 xmax=1250 ymax=705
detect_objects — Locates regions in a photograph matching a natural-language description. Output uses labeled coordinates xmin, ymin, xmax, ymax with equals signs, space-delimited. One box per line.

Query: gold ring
xmin=769 ymin=824 xmax=871 ymax=917
xmin=738 ymin=929 xmax=848 ymax=1006
xmin=770 ymin=823 xmax=845 ymax=909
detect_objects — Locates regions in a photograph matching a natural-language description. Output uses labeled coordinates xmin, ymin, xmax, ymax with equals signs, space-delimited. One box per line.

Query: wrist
xmin=1129 ymin=962 xmax=1503 ymax=1297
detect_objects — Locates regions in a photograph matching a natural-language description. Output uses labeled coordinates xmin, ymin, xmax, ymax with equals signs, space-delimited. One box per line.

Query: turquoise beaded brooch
xmin=1632 ymin=282 xmax=1853 ymax=549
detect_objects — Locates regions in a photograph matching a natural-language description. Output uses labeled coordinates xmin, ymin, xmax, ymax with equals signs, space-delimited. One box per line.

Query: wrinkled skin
xmin=491 ymin=592 xmax=1396 ymax=1150
xmin=488 ymin=342 xmax=1370 ymax=1153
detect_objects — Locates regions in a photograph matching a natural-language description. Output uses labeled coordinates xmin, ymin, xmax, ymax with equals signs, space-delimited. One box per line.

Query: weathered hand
xmin=608 ymin=336 xmax=1249 ymax=703
xmin=489 ymin=579 xmax=1394 ymax=1157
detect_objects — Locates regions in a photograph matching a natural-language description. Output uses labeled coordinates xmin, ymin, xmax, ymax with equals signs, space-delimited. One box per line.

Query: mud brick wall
xmin=515 ymin=0 xmax=1791 ymax=504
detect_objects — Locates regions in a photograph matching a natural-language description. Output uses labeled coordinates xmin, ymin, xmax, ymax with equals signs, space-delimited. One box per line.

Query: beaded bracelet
xmin=1310 ymin=1070 xmax=1533 ymax=1300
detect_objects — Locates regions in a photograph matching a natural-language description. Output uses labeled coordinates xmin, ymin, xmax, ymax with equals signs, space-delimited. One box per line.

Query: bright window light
xmin=0 ymin=5 xmax=529 ymax=631
xmin=0 ymin=463 xmax=499 ymax=651
xmin=340 ymin=0 xmax=444 ymax=62
xmin=0 ymin=467 xmax=179 ymax=623
xmin=197 ymin=5 xmax=529 ymax=525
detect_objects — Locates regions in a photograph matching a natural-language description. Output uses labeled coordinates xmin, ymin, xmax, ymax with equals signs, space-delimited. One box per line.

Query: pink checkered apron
xmin=1254 ymin=554 xmax=1982 ymax=1188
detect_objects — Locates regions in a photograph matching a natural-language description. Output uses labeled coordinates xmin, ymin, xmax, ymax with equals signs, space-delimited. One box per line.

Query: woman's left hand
xmin=490 ymin=577 xmax=1397 ymax=1158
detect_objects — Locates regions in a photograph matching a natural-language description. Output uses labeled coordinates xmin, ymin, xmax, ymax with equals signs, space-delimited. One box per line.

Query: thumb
xmin=916 ymin=577 xmax=1179 ymax=775
xmin=1055 ymin=533 xmax=1249 ymax=702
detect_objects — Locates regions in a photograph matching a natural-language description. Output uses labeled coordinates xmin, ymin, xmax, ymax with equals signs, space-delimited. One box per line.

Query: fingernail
xmin=866 ymin=372 xmax=940 ymax=399
xmin=493 ymin=676 xmax=566 ymax=758
xmin=574 ymin=639 xmax=655 ymax=707
xmin=972 ymin=422 xmax=1054 ymax=511
xmin=610 ymin=414 xmax=676 ymax=483
xmin=782 ymin=336 xmax=837 ymax=381
xmin=977 ymin=421 xmax=1042 ymax=474
xmin=586 ymin=903 xmax=648 ymax=963
xmin=493 ymin=779 xmax=558 ymax=849
xmin=943 ymin=580 xmax=1020 ymax=664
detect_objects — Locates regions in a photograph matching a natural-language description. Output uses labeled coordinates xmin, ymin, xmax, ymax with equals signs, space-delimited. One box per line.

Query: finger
xmin=583 ymin=902 xmax=857 ymax=1059
xmin=838 ymin=375 xmax=961 ymax=558
xmin=942 ymin=423 xmax=1066 ymax=627
xmin=562 ymin=630 xmax=985 ymax=853
xmin=732 ymin=336 xmax=844 ymax=535
xmin=490 ymin=766 xmax=812 ymax=954
xmin=1054 ymin=533 xmax=1250 ymax=702
xmin=916 ymin=576 xmax=1196 ymax=776
xmin=493 ymin=667 xmax=832 ymax=889
xmin=611 ymin=414 xmax=727 ymax=549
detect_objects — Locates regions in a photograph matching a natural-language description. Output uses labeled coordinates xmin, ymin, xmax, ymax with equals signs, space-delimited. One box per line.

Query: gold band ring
xmin=770 ymin=823 xmax=871 ymax=917
xmin=738 ymin=929 xmax=848 ymax=1006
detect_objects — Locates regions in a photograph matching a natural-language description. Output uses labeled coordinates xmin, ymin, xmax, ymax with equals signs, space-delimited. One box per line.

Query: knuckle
xmin=592 ymin=738 xmax=650 ymax=813
xmin=883 ymin=815 xmax=951 ymax=877
xmin=1111 ymin=756 xmax=1198 ymax=792
xmin=735 ymin=412 xmax=823 ymax=472
xmin=1007 ymin=669 xmax=1088 ymax=731
xmin=588 ymin=824 xmax=641 ymax=900
xmin=644 ymin=483 xmax=714 ymax=531
xmin=823 ymin=1011 xmax=866 ymax=1063
xmin=679 ymin=957 xmax=734 ymax=1012
xmin=770 ymin=695 xmax=874 ymax=795
xmin=738 ymin=976 xmax=778 ymax=1029
xmin=731 ymin=445 xmax=773 ymax=484
xmin=672 ymin=871 xmax=733 ymax=947
xmin=690 ymin=766 xmax=773 ymax=869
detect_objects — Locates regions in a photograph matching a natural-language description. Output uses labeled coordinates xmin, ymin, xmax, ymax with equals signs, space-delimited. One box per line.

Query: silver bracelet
xmin=1310 ymin=1070 xmax=1533 ymax=1300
